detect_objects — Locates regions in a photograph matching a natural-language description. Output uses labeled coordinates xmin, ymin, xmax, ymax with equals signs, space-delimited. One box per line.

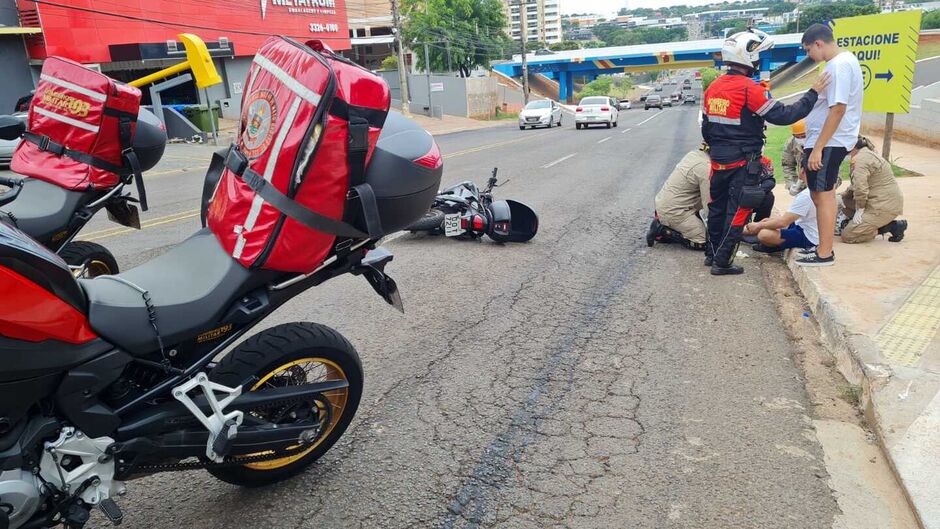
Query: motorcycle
xmin=406 ymin=168 xmax=539 ymax=243
xmin=0 ymin=111 xmax=441 ymax=529
xmin=0 ymin=109 xmax=166 ymax=277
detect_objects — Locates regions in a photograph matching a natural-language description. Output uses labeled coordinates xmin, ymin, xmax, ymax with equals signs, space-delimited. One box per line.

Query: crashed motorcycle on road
xmin=0 ymin=37 xmax=442 ymax=529
xmin=406 ymin=168 xmax=539 ymax=243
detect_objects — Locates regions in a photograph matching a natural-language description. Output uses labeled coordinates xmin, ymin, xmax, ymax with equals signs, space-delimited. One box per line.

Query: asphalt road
xmin=914 ymin=55 xmax=940 ymax=89
xmin=15 ymin=106 xmax=841 ymax=528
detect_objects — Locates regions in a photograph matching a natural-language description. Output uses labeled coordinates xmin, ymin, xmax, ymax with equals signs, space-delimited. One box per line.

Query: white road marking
xmin=597 ymin=137 xmax=611 ymax=144
xmin=542 ymin=153 xmax=577 ymax=168
xmin=621 ymin=127 xmax=632 ymax=134
xmin=636 ymin=111 xmax=665 ymax=127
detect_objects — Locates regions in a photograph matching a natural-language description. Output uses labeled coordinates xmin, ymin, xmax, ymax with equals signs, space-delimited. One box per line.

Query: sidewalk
xmin=217 ymin=113 xmax=506 ymax=140
xmin=772 ymin=138 xmax=940 ymax=528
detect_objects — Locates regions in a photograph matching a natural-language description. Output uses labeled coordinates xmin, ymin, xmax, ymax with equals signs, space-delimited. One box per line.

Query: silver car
xmin=518 ymin=99 xmax=562 ymax=130
xmin=575 ymin=96 xmax=619 ymax=129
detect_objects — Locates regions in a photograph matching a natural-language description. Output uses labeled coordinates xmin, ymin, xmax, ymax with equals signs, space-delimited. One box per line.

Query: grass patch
xmin=892 ymin=163 xmax=922 ymax=177
xmin=917 ymin=40 xmax=940 ymax=60
xmin=761 ymin=126 xmax=852 ymax=183
xmin=489 ymin=109 xmax=518 ymax=120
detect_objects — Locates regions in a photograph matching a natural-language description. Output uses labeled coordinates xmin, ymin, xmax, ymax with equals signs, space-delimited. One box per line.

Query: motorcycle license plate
xmin=443 ymin=214 xmax=463 ymax=237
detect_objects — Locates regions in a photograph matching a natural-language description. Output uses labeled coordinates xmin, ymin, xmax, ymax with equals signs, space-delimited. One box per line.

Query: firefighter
xmin=782 ymin=119 xmax=807 ymax=196
xmin=840 ymin=136 xmax=908 ymax=244
xmin=647 ymin=146 xmax=711 ymax=250
xmin=702 ymin=29 xmax=831 ymax=275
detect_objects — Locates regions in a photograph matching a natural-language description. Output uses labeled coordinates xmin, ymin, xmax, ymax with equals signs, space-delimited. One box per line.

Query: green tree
xmin=923 ymin=9 xmax=940 ymax=29
xmin=699 ymin=67 xmax=720 ymax=90
xmin=575 ymin=75 xmax=633 ymax=100
xmin=549 ymin=40 xmax=582 ymax=51
xmin=583 ymin=40 xmax=607 ymax=49
xmin=401 ymin=0 xmax=513 ymax=77
xmin=380 ymin=55 xmax=399 ymax=71
xmin=784 ymin=1 xmax=879 ymax=33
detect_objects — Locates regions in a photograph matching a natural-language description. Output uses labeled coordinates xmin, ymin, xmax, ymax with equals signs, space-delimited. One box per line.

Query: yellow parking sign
xmin=832 ymin=10 xmax=921 ymax=113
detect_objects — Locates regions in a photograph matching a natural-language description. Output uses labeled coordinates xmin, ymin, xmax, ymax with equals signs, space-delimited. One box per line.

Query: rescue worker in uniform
xmin=840 ymin=136 xmax=908 ymax=243
xmin=702 ymin=29 xmax=831 ymax=275
xmin=782 ymin=119 xmax=807 ymax=196
xmin=647 ymin=147 xmax=711 ymax=250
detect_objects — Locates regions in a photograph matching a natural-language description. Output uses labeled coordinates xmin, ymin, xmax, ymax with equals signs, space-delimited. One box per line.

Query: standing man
xmin=796 ymin=23 xmax=864 ymax=267
xmin=702 ymin=29 xmax=830 ymax=275
xmin=782 ymin=119 xmax=807 ymax=196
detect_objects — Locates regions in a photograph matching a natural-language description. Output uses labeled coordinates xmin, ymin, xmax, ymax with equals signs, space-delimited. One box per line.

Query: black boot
xmin=646 ymin=219 xmax=661 ymax=247
xmin=704 ymin=255 xmax=713 ymax=267
xmin=878 ymin=220 xmax=908 ymax=242
xmin=711 ymin=263 xmax=744 ymax=275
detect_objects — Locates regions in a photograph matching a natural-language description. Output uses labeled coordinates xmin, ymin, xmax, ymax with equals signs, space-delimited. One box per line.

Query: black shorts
xmin=801 ymin=146 xmax=848 ymax=192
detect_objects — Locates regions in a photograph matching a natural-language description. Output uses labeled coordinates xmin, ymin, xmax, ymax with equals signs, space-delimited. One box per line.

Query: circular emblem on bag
xmin=241 ymin=90 xmax=278 ymax=158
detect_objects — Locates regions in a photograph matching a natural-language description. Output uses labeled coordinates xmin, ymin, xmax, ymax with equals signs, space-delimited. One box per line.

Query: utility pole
xmin=517 ymin=0 xmax=530 ymax=105
xmin=390 ymin=0 xmax=411 ymax=116
xmin=445 ymin=38 xmax=453 ymax=73
xmin=424 ymin=42 xmax=434 ymax=117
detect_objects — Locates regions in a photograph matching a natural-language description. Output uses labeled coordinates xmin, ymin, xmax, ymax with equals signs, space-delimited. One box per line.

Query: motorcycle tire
xmin=208 ymin=322 xmax=363 ymax=487
xmin=59 ymin=241 xmax=119 ymax=278
xmin=406 ymin=208 xmax=446 ymax=232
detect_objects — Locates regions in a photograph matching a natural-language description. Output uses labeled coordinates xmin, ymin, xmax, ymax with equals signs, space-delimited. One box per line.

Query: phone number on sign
xmin=310 ymin=23 xmax=340 ymax=32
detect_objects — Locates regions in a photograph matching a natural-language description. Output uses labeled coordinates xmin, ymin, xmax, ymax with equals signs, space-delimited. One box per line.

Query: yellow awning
xmin=0 ymin=27 xmax=42 ymax=35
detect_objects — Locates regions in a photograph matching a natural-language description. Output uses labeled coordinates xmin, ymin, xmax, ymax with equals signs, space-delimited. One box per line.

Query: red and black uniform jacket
xmin=702 ymin=70 xmax=818 ymax=164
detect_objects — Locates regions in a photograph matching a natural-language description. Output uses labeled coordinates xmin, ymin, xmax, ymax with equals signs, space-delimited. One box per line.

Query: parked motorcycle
xmin=0 ymin=111 xmax=441 ymax=529
xmin=0 ymin=109 xmax=166 ymax=277
xmin=406 ymin=168 xmax=539 ymax=243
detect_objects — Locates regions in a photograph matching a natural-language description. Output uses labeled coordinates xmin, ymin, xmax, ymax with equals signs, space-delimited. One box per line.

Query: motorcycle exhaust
xmin=485 ymin=200 xmax=539 ymax=243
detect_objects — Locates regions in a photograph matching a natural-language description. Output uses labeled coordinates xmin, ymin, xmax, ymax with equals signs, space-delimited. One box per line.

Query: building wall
xmin=466 ymin=77 xmax=500 ymax=118
xmin=409 ymin=75 xmax=469 ymax=117
xmin=505 ymin=0 xmax=562 ymax=44
xmin=0 ymin=0 xmax=35 ymax=112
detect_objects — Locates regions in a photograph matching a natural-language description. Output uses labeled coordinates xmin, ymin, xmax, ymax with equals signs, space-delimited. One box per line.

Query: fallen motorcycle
xmin=0 ymin=108 xmax=165 ymax=277
xmin=406 ymin=168 xmax=538 ymax=243
xmin=0 ymin=35 xmax=442 ymax=529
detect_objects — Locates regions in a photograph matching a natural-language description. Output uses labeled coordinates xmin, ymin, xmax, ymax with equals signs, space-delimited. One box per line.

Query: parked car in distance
xmin=575 ymin=96 xmax=619 ymax=129
xmin=519 ymin=99 xmax=563 ymax=130
xmin=645 ymin=94 xmax=663 ymax=110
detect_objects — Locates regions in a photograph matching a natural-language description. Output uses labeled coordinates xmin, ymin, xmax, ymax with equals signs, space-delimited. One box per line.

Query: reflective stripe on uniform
xmin=252 ymin=54 xmax=322 ymax=106
xmin=40 ymin=74 xmax=107 ymax=102
xmin=706 ymin=115 xmax=741 ymax=126
xmin=33 ymin=106 xmax=99 ymax=133
xmin=755 ymin=98 xmax=776 ymax=116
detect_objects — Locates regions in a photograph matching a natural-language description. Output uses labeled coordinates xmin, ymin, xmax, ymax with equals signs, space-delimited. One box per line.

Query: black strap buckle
xmin=224 ymin=147 xmax=249 ymax=176
xmin=348 ymin=118 xmax=370 ymax=154
xmin=37 ymin=135 xmax=65 ymax=157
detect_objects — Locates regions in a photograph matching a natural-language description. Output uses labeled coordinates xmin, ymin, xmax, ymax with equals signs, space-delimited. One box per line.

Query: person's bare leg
xmin=811 ymin=189 xmax=837 ymax=258
xmin=757 ymin=228 xmax=783 ymax=246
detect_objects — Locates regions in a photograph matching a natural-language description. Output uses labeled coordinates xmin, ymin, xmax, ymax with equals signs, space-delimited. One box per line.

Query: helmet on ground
xmin=791 ymin=119 xmax=806 ymax=136
xmin=721 ymin=29 xmax=774 ymax=71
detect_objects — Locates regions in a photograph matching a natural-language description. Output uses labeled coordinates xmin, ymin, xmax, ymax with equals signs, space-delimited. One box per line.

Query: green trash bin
xmin=180 ymin=104 xmax=220 ymax=133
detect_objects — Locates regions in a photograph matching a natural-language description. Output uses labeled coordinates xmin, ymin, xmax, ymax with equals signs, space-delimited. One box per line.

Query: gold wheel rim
xmin=77 ymin=259 xmax=112 ymax=278
xmin=242 ymin=357 xmax=348 ymax=470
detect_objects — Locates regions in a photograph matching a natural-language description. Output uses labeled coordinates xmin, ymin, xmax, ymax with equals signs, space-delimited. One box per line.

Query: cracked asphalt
xmin=70 ymin=105 xmax=840 ymax=528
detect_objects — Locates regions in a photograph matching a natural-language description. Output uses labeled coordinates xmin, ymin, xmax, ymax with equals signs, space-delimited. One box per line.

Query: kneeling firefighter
xmin=702 ymin=28 xmax=830 ymax=275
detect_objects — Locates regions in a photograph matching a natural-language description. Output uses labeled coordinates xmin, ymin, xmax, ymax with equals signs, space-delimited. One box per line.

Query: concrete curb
xmin=785 ymin=255 xmax=929 ymax=529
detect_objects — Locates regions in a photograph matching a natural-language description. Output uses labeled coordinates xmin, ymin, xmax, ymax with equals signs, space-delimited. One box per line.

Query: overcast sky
xmin=562 ymin=0 xmax=716 ymax=16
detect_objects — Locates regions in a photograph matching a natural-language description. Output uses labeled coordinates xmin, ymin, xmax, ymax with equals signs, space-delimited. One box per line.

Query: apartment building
xmin=504 ymin=0 xmax=563 ymax=44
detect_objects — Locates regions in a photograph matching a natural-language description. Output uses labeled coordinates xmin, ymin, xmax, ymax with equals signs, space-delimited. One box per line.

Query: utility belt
xmin=711 ymin=149 xmax=773 ymax=209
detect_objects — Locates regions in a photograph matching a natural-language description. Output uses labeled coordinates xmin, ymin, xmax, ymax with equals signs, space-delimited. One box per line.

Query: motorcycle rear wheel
xmin=208 ymin=322 xmax=363 ymax=487
xmin=406 ymin=208 xmax=445 ymax=232
xmin=60 ymin=241 xmax=119 ymax=277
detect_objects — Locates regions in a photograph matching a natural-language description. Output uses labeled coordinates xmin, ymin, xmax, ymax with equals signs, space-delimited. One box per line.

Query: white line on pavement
xmin=636 ymin=111 xmax=664 ymax=127
xmin=621 ymin=127 xmax=632 ymax=134
xmin=598 ymin=137 xmax=611 ymax=144
xmin=542 ymin=153 xmax=577 ymax=168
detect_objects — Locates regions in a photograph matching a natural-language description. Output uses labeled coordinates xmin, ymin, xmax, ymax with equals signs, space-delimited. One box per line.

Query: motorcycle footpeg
xmin=211 ymin=418 xmax=239 ymax=460
xmin=98 ymin=498 xmax=124 ymax=526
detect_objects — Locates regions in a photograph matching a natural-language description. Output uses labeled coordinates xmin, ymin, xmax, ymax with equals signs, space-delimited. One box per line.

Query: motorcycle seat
xmin=79 ymin=228 xmax=277 ymax=356
xmin=1 ymin=177 xmax=96 ymax=246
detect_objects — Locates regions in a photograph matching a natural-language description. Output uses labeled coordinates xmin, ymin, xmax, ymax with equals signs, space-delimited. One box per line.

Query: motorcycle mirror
xmin=0 ymin=115 xmax=25 ymax=141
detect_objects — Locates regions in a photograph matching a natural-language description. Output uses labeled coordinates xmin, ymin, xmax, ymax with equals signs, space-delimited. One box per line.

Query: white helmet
xmin=721 ymin=29 xmax=774 ymax=70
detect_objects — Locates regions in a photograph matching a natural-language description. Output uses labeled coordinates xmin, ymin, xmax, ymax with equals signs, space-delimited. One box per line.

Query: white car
xmin=617 ymin=99 xmax=632 ymax=110
xmin=575 ymin=96 xmax=619 ymax=129
xmin=518 ymin=99 xmax=562 ymax=130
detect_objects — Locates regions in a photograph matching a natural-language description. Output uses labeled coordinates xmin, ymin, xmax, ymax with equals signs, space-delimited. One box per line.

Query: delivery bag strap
xmin=114 ymin=112 xmax=148 ymax=211
xmin=332 ymin=99 xmax=385 ymax=239
xmin=200 ymin=148 xmax=229 ymax=227
xmin=224 ymin=147 xmax=377 ymax=240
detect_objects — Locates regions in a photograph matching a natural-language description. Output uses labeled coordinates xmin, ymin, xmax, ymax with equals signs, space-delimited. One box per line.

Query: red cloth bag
xmin=12 ymin=57 xmax=141 ymax=191
xmin=206 ymin=37 xmax=390 ymax=273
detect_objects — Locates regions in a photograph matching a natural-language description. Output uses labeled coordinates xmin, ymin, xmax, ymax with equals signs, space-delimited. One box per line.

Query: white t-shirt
xmin=788 ymin=189 xmax=820 ymax=245
xmin=805 ymin=51 xmax=863 ymax=150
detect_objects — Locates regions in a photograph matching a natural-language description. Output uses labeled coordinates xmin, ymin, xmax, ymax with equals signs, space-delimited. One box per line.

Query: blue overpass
xmin=492 ymin=33 xmax=807 ymax=103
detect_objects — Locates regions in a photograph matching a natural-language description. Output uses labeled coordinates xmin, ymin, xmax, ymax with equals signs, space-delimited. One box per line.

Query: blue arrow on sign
xmin=875 ymin=70 xmax=894 ymax=82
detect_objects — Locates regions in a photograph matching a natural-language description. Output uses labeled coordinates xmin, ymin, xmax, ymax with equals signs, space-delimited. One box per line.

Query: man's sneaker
xmin=710 ymin=263 xmax=744 ymax=275
xmin=741 ymin=234 xmax=759 ymax=245
xmin=796 ymin=252 xmax=835 ymax=267
xmin=795 ymin=246 xmax=817 ymax=256
xmin=751 ymin=243 xmax=782 ymax=253
xmin=646 ymin=219 xmax=661 ymax=247
xmin=887 ymin=220 xmax=908 ymax=242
